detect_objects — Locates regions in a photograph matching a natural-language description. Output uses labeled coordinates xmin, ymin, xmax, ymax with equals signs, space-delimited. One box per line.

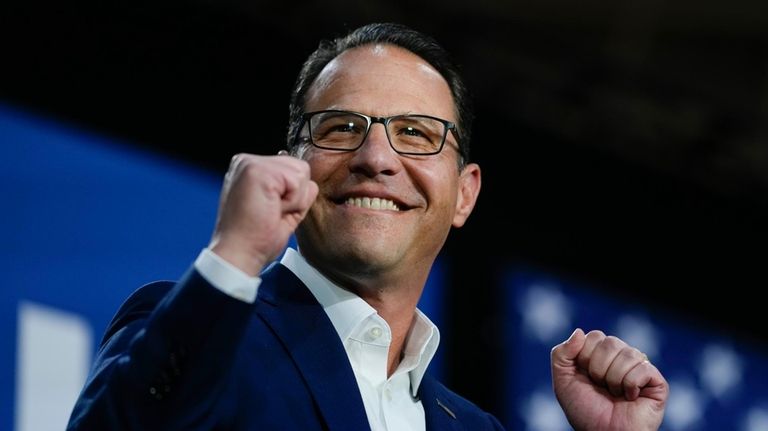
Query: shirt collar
xmin=280 ymin=247 xmax=440 ymax=396
xmin=404 ymin=308 xmax=440 ymax=396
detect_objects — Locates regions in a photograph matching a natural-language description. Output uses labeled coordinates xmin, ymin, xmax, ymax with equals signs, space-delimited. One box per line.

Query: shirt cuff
xmin=194 ymin=248 xmax=260 ymax=303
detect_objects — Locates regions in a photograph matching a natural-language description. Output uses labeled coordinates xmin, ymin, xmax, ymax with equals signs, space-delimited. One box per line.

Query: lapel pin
xmin=436 ymin=398 xmax=457 ymax=419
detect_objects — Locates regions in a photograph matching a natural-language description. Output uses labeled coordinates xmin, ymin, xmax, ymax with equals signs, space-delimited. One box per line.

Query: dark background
xmin=3 ymin=0 xmax=767 ymax=416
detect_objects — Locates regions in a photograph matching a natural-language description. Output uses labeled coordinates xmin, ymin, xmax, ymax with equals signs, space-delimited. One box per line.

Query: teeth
xmin=345 ymin=197 xmax=400 ymax=211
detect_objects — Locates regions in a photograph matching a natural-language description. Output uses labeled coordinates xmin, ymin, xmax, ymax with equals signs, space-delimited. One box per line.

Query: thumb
xmin=551 ymin=328 xmax=586 ymax=368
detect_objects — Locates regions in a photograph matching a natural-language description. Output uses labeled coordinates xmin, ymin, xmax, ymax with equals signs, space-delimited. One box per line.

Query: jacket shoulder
xmin=100 ymin=280 xmax=175 ymax=345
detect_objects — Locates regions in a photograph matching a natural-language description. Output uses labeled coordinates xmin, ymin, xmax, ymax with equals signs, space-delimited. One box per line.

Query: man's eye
xmin=403 ymin=126 xmax=425 ymax=136
xmin=332 ymin=123 xmax=357 ymax=133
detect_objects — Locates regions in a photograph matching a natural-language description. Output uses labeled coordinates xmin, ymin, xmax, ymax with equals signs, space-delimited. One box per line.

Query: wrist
xmin=209 ymin=238 xmax=268 ymax=277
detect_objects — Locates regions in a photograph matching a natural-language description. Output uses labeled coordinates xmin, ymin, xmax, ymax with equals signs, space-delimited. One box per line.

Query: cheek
xmin=306 ymin=154 xmax=343 ymax=184
xmin=419 ymin=167 xmax=460 ymax=212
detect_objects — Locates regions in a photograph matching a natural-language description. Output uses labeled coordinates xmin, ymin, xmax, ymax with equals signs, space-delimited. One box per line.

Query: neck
xmin=356 ymin=288 xmax=420 ymax=377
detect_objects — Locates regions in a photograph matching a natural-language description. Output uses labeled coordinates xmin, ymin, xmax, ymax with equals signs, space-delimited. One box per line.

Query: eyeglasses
xmin=293 ymin=110 xmax=458 ymax=156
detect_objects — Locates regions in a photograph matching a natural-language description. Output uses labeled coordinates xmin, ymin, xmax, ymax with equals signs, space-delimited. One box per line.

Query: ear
xmin=452 ymin=163 xmax=482 ymax=228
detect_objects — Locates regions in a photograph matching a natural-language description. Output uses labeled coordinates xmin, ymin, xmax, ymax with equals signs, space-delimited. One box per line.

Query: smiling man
xmin=67 ymin=23 xmax=668 ymax=431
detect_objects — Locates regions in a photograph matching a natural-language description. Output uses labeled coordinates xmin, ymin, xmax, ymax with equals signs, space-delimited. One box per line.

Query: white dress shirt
xmin=194 ymin=247 xmax=441 ymax=431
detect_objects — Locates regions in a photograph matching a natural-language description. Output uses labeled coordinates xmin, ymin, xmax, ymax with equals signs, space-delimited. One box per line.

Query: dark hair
xmin=286 ymin=22 xmax=474 ymax=165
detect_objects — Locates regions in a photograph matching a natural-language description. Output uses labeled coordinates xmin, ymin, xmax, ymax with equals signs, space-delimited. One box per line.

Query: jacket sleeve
xmin=66 ymin=266 xmax=255 ymax=431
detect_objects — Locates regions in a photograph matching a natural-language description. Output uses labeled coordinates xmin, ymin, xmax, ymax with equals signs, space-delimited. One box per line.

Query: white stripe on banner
xmin=15 ymin=301 xmax=92 ymax=431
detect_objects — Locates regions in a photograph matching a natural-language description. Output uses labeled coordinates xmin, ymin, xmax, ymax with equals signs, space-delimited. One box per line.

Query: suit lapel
xmin=420 ymin=374 xmax=464 ymax=431
xmin=256 ymin=264 xmax=370 ymax=431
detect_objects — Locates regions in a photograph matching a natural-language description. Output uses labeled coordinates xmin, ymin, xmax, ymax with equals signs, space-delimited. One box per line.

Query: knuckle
xmin=603 ymin=336 xmax=624 ymax=350
xmin=629 ymin=347 xmax=645 ymax=360
xmin=585 ymin=329 xmax=606 ymax=341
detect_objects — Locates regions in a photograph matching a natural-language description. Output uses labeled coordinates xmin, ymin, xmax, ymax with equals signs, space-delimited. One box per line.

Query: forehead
xmin=305 ymin=44 xmax=456 ymax=121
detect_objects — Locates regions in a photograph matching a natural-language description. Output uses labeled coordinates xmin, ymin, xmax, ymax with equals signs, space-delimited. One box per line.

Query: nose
xmin=348 ymin=122 xmax=401 ymax=177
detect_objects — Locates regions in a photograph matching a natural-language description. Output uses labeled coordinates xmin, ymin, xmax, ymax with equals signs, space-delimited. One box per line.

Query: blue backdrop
xmin=1 ymin=103 xmax=223 ymax=430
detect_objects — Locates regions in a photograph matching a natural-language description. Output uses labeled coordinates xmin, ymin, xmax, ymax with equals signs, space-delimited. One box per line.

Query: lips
xmin=344 ymin=196 xmax=401 ymax=211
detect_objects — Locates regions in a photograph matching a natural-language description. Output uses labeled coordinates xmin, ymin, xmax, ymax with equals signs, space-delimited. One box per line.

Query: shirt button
xmin=369 ymin=327 xmax=382 ymax=339
xmin=385 ymin=388 xmax=392 ymax=401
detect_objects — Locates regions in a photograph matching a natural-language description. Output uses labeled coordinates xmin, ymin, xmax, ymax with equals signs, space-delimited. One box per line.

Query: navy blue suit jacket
xmin=67 ymin=263 xmax=505 ymax=430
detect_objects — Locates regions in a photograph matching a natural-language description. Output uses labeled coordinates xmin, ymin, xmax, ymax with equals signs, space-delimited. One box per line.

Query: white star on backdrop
xmin=519 ymin=284 xmax=572 ymax=343
xmin=614 ymin=314 xmax=660 ymax=359
xmin=742 ymin=406 xmax=768 ymax=431
xmin=664 ymin=378 xmax=704 ymax=430
xmin=520 ymin=387 xmax=571 ymax=431
xmin=699 ymin=343 xmax=742 ymax=400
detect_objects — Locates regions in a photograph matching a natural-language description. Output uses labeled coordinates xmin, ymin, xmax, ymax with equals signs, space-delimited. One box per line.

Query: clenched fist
xmin=208 ymin=153 xmax=318 ymax=276
xmin=551 ymin=328 xmax=668 ymax=431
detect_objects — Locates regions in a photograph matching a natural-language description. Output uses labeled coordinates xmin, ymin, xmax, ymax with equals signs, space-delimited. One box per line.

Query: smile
xmin=344 ymin=197 xmax=401 ymax=211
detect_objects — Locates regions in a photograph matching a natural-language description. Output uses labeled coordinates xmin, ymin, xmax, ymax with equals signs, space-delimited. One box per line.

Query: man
xmin=67 ymin=22 xmax=668 ymax=430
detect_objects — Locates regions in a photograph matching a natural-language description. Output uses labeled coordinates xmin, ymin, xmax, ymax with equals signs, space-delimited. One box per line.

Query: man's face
xmin=295 ymin=44 xmax=480 ymax=286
